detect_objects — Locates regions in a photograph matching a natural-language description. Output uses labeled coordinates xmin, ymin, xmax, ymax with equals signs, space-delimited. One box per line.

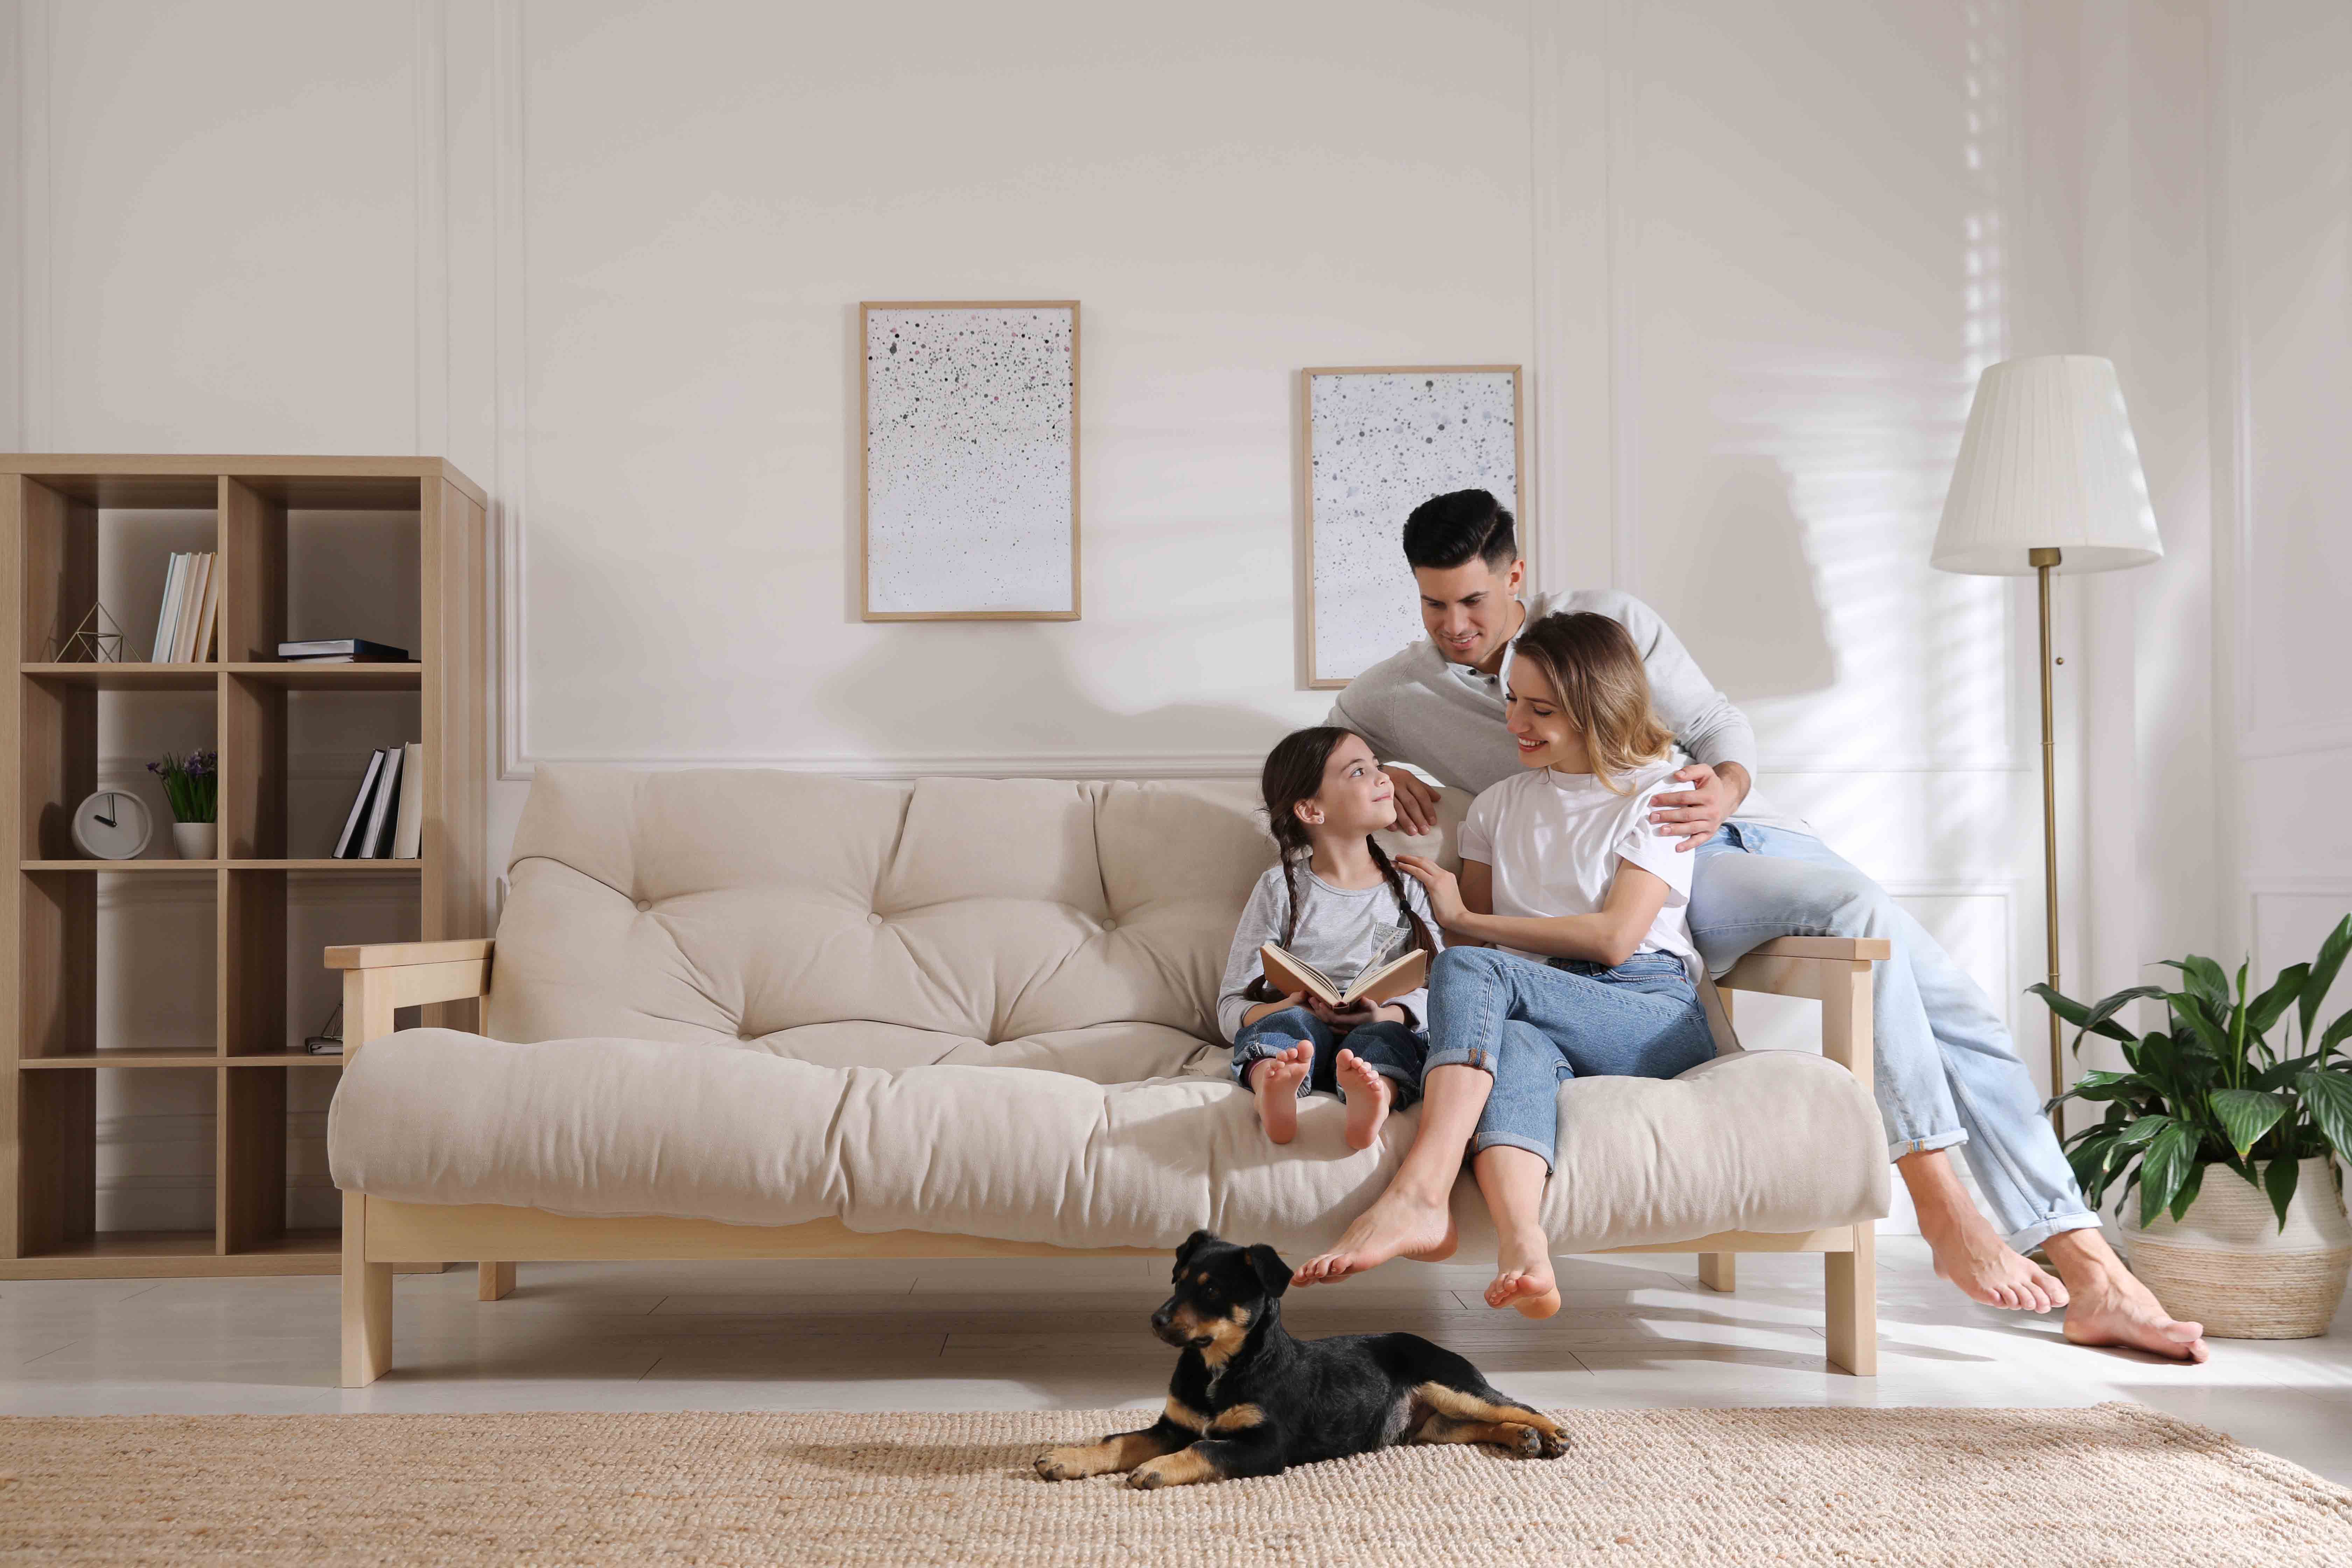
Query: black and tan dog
xmin=1036 ymin=1230 xmax=1567 ymax=1489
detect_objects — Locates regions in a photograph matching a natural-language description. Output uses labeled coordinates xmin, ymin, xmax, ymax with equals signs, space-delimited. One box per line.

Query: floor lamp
xmin=1931 ymin=356 xmax=2163 ymax=1130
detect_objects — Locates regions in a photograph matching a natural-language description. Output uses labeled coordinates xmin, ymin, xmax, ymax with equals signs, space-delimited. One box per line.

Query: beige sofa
xmin=327 ymin=766 xmax=1890 ymax=1386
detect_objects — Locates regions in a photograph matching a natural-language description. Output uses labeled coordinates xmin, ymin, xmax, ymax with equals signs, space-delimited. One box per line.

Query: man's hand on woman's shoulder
xmin=1647 ymin=762 xmax=1750 ymax=851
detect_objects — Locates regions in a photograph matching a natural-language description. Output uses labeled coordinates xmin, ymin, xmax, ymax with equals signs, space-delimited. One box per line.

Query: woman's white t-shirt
xmin=1457 ymin=755 xmax=1701 ymax=981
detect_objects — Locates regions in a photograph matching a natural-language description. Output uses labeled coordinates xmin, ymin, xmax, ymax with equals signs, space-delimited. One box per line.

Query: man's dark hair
xmin=1401 ymin=489 xmax=1518 ymax=571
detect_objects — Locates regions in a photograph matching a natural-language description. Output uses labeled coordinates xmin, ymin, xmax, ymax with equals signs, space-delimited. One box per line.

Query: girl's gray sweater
xmin=1215 ymin=862 xmax=1443 ymax=1043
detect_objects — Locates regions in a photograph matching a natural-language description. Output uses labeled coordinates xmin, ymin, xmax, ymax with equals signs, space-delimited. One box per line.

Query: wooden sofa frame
xmin=328 ymin=933 xmax=1889 ymax=1387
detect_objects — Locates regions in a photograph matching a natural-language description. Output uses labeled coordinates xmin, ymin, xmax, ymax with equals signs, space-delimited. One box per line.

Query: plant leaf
xmin=2320 ymin=1007 xmax=2352 ymax=1063
xmin=2162 ymin=956 xmax=2233 ymax=1011
xmin=2136 ymin=1121 xmax=2198 ymax=1228
xmin=2296 ymin=1067 xmax=2352 ymax=1160
xmin=2209 ymin=1087 xmax=2291 ymax=1158
xmin=2027 ymin=983 xmax=2139 ymax=1045
xmin=2168 ymin=1157 xmax=2207 ymax=1223
xmin=2111 ymin=1115 xmax=2172 ymax=1150
xmin=2046 ymin=1070 xmax=2142 ymax=1108
xmin=2265 ymin=1156 xmax=2302 ymax=1231
xmin=2250 ymin=963 xmax=2310 ymax=1037
xmin=2165 ymin=992 xmax=2234 ymax=1064
xmin=2300 ymin=915 xmax=2352 ymax=1046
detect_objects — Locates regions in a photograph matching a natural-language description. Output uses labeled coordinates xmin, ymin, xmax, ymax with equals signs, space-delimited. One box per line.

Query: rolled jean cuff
xmin=1887 ymin=1128 xmax=1968 ymax=1161
xmin=2008 ymin=1209 xmax=2101 ymax=1255
xmin=1420 ymin=1045 xmax=1497 ymax=1077
xmin=1471 ymin=1130 xmax=1555 ymax=1174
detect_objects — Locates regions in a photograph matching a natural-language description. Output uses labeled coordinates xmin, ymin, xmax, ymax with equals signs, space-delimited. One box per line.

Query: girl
xmin=1293 ymin=612 xmax=1718 ymax=1317
xmin=1217 ymin=727 xmax=1444 ymax=1150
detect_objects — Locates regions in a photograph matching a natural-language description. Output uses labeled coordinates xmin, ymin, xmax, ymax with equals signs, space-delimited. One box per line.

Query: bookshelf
xmin=1 ymin=456 xmax=486 ymax=1277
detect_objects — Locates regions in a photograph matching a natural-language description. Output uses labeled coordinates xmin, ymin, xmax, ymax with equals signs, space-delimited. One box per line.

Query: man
xmin=1309 ymin=488 xmax=2205 ymax=1363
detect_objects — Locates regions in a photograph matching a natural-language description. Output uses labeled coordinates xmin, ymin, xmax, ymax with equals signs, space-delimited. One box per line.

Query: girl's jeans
xmin=1230 ymin=1008 xmax=1426 ymax=1107
xmin=1422 ymin=946 xmax=1717 ymax=1170
xmin=1692 ymin=821 xmax=2099 ymax=1251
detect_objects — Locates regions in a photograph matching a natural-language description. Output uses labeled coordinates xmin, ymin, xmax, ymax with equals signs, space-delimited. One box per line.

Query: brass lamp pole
xmin=2031 ymin=545 xmax=2063 ymax=1131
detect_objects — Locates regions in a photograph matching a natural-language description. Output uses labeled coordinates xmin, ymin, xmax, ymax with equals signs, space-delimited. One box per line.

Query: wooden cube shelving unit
xmin=0 ymin=456 xmax=486 ymax=1277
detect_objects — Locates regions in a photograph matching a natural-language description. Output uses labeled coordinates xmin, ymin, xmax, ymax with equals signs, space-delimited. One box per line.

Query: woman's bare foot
xmin=2045 ymin=1230 xmax=2210 ymax=1363
xmin=1249 ymin=1044 xmax=1312 ymax=1144
xmin=1336 ymin=1050 xmax=1394 ymax=1150
xmin=1292 ymin=1188 xmax=1458 ymax=1286
xmin=1485 ymin=1224 xmax=1561 ymax=1318
xmin=1899 ymin=1150 xmax=2066 ymax=1312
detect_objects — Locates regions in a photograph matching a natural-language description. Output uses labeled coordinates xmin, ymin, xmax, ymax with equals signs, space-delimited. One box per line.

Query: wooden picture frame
xmin=859 ymin=300 xmax=1081 ymax=622
xmin=1300 ymin=365 xmax=1525 ymax=689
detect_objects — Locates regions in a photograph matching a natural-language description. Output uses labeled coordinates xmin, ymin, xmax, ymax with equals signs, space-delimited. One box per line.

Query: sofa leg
xmin=1824 ymin=1224 xmax=1877 ymax=1376
xmin=341 ymin=1193 xmax=393 ymax=1387
xmin=478 ymin=1261 xmax=516 ymax=1301
xmin=1698 ymin=1253 xmax=1736 ymax=1293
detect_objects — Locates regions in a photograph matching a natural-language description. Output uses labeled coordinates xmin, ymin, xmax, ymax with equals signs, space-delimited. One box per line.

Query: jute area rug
xmin=4 ymin=1402 xmax=2348 ymax=1567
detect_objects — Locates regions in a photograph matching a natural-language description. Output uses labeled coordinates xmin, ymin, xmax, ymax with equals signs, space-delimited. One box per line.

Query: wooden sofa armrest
xmin=326 ymin=938 xmax=495 ymax=970
xmin=1713 ymin=934 xmax=1888 ymax=1090
xmin=1733 ymin=935 xmax=1890 ymax=964
xmin=326 ymin=939 xmax=494 ymax=1054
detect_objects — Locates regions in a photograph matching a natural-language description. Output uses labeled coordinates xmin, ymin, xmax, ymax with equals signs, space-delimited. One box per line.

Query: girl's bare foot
xmin=1250 ymin=1044 xmax=1313 ymax=1144
xmin=1899 ymin=1149 xmax=2066 ymax=1312
xmin=1336 ymin=1049 xmax=1394 ymax=1150
xmin=1293 ymin=1188 xmax=1458 ymax=1286
xmin=1486 ymin=1224 xmax=1561 ymax=1318
xmin=2045 ymin=1231 xmax=2210 ymax=1363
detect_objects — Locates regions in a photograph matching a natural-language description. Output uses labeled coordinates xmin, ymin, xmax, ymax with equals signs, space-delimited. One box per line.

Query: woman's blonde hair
xmin=1510 ymin=611 xmax=1673 ymax=793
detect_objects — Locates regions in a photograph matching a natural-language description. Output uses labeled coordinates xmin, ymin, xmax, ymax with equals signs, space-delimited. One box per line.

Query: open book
xmin=1259 ymin=944 xmax=1428 ymax=1009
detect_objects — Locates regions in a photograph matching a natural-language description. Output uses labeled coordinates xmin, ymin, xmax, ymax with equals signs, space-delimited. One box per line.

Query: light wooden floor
xmin=4 ymin=1236 xmax=2347 ymax=1486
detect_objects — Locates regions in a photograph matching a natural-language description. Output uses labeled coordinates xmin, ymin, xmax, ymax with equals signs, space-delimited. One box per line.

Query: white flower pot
xmin=2121 ymin=1156 xmax=2352 ymax=1338
xmin=171 ymin=821 xmax=217 ymax=861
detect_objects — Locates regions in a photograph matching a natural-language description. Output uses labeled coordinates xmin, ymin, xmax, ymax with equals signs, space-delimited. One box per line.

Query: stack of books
xmin=278 ymin=638 xmax=410 ymax=664
xmin=150 ymin=553 xmax=220 ymax=662
xmin=332 ymin=743 xmax=426 ymax=860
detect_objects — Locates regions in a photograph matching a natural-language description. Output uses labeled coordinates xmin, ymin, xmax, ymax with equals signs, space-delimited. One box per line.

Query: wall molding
xmin=490 ymin=0 xmax=529 ymax=780
xmin=413 ymin=0 xmax=449 ymax=460
xmin=15 ymin=0 xmax=49 ymax=452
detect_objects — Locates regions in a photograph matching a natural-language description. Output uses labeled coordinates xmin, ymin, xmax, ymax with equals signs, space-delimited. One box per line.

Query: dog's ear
xmin=1175 ymin=1229 xmax=1217 ymax=1268
xmin=1246 ymin=1244 xmax=1292 ymax=1299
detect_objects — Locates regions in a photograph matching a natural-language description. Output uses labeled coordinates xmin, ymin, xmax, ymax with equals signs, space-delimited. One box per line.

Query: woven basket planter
xmin=2121 ymin=1156 xmax=2351 ymax=1339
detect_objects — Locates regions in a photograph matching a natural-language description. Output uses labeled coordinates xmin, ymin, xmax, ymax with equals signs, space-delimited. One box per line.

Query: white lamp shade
xmin=1932 ymin=355 xmax=2163 ymax=576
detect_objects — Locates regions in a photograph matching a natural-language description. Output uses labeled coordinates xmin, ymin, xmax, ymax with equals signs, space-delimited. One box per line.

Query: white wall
xmin=5 ymin=0 xmax=2295 ymax=1232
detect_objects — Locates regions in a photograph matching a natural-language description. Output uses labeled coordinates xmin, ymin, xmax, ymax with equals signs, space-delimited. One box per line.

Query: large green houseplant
xmin=2037 ymin=913 xmax=2352 ymax=1337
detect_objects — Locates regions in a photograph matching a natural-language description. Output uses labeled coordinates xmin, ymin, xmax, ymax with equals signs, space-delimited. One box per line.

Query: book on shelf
xmin=360 ymin=743 xmax=403 ymax=858
xmin=191 ymin=553 xmax=219 ymax=661
xmin=1258 ymin=943 xmax=1428 ymax=1009
xmin=305 ymin=1039 xmax=345 ymax=1056
xmin=148 ymin=552 xmax=219 ymax=663
xmin=277 ymin=638 xmax=411 ymax=663
xmin=331 ymin=750 xmax=388 ymax=859
xmin=390 ymin=742 xmax=425 ymax=859
xmin=150 ymin=553 xmax=186 ymax=662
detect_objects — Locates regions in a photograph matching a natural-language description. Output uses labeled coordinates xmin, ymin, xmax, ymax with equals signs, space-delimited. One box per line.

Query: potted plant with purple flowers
xmin=150 ymin=749 xmax=218 ymax=861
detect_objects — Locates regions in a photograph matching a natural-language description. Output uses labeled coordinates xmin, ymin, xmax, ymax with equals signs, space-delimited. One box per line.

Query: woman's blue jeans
xmin=1231 ymin=1008 xmax=1426 ymax=1107
xmin=1422 ymin=945 xmax=1717 ymax=1171
xmin=1691 ymin=821 xmax=2100 ymax=1252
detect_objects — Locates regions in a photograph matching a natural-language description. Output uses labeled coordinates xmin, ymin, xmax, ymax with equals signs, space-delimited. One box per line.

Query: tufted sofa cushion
xmin=484 ymin=766 xmax=1290 ymax=1056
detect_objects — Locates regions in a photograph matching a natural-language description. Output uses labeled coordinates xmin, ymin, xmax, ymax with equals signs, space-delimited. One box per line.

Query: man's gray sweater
xmin=1325 ymin=588 xmax=1797 ymax=828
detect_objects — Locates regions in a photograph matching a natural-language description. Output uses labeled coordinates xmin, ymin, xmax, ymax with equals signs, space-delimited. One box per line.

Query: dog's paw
xmin=1035 ymin=1449 xmax=1086 ymax=1482
xmin=1125 ymin=1464 xmax=1170 ymax=1490
xmin=1500 ymin=1422 xmax=1568 ymax=1460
